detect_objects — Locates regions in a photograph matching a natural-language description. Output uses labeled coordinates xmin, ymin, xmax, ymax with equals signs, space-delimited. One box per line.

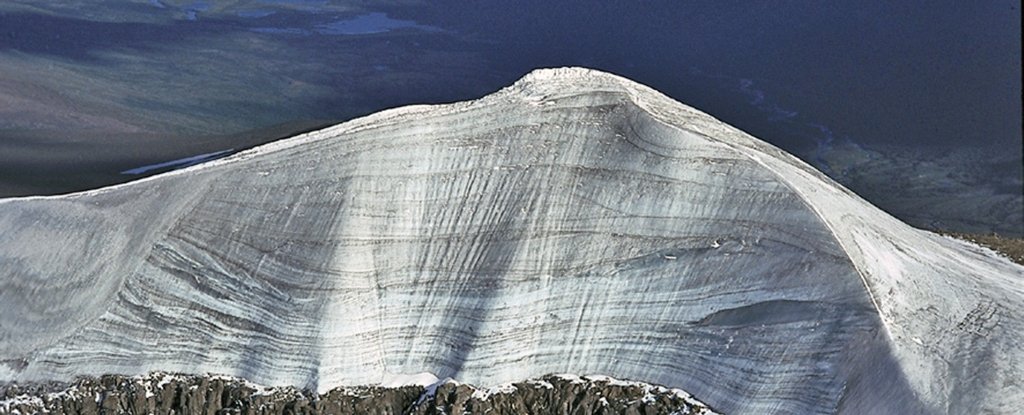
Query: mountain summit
xmin=1 ymin=68 xmax=1021 ymax=414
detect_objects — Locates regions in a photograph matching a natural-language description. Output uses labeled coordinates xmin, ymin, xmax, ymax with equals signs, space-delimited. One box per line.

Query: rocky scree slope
xmin=1 ymin=68 xmax=1022 ymax=414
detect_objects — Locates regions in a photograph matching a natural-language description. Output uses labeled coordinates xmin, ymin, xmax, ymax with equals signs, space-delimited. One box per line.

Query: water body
xmin=249 ymin=12 xmax=443 ymax=36
xmin=120 ymin=149 xmax=233 ymax=175
xmin=0 ymin=1 xmax=1019 ymax=234
xmin=314 ymin=12 xmax=443 ymax=35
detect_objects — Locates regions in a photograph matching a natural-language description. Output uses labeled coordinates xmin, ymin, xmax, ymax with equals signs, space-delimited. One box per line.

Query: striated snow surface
xmin=1 ymin=68 xmax=1022 ymax=414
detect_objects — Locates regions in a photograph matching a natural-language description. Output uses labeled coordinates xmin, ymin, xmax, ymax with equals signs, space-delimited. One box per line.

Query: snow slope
xmin=1 ymin=68 xmax=1021 ymax=414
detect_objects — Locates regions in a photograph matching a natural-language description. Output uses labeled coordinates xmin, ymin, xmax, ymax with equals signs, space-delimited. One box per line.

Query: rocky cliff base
xmin=1 ymin=372 xmax=716 ymax=415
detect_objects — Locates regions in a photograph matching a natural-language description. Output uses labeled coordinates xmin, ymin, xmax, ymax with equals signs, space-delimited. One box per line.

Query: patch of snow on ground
xmin=208 ymin=374 xmax=277 ymax=396
xmin=552 ymin=374 xmax=585 ymax=384
xmin=155 ymin=372 xmax=183 ymax=389
xmin=470 ymin=382 xmax=517 ymax=400
xmin=0 ymin=395 xmax=44 ymax=413
xmin=584 ymin=374 xmax=645 ymax=387
xmin=414 ymin=377 xmax=457 ymax=406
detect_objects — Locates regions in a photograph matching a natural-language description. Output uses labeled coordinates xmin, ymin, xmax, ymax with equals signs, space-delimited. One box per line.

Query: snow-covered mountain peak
xmin=0 ymin=68 xmax=1021 ymax=414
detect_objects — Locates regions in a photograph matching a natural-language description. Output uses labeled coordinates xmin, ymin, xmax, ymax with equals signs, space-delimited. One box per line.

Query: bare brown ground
xmin=943 ymin=232 xmax=1024 ymax=266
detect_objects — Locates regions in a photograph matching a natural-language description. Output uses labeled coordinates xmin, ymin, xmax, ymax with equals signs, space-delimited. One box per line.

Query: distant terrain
xmin=1 ymin=1 xmax=1019 ymax=236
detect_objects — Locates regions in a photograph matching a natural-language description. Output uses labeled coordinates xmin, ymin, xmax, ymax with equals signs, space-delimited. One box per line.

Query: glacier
xmin=0 ymin=68 xmax=1021 ymax=414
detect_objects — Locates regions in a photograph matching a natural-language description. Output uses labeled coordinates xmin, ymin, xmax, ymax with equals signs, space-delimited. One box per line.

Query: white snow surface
xmin=469 ymin=382 xmax=518 ymax=401
xmin=380 ymin=372 xmax=440 ymax=388
xmin=1 ymin=68 xmax=1022 ymax=414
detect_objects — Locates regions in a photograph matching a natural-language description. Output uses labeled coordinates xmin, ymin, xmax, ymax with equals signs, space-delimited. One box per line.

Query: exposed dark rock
xmin=0 ymin=372 xmax=715 ymax=415
xmin=411 ymin=375 xmax=714 ymax=415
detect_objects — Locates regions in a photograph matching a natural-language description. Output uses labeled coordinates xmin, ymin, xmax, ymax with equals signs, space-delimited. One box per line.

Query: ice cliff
xmin=1 ymin=68 xmax=1021 ymax=414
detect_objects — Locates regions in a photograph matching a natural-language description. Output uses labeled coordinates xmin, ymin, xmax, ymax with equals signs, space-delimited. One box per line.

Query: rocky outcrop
xmin=416 ymin=375 xmax=716 ymax=415
xmin=0 ymin=373 xmax=715 ymax=415
xmin=1 ymin=68 xmax=1022 ymax=414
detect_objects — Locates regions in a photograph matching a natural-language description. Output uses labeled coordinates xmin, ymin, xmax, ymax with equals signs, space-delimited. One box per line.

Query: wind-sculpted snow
xmin=1 ymin=68 xmax=1021 ymax=414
